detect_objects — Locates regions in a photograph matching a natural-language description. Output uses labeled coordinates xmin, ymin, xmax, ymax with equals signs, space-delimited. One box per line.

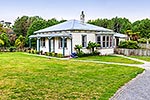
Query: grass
xmin=0 ymin=52 xmax=144 ymax=100
xmin=130 ymin=56 xmax=150 ymax=62
xmin=75 ymin=55 xmax=143 ymax=64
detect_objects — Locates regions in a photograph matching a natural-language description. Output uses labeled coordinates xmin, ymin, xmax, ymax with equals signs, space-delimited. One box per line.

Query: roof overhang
xmin=29 ymin=33 xmax=72 ymax=39
xmin=114 ymin=33 xmax=127 ymax=38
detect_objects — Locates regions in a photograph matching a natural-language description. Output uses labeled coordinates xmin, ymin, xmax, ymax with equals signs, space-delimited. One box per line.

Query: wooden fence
xmin=138 ymin=43 xmax=150 ymax=49
xmin=115 ymin=48 xmax=150 ymax=56
xmin=0 ymin=47 xmax=30 ymax=52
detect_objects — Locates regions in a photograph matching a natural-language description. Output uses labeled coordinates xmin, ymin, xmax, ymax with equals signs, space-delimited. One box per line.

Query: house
xmin=114 ymin=33 xmax=128 ymax=47
xmin=29 ymin=12 xmax=115 ymax=56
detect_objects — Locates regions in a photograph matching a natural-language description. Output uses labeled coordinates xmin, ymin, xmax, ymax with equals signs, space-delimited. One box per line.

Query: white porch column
xmin=48 ymin=37 xmax=52 ymax=52
xmin=29 ymin=38 xmax=31 ymax=48
xmin=101 ymin=35 xmax=103 ymax=48
xmin=62 ymin=37 xmax=65 ymax=56
xmin=37 ymin=37 xmax=40 ymax=52
xmin=71 ymin=38 xmax=73 ymax=54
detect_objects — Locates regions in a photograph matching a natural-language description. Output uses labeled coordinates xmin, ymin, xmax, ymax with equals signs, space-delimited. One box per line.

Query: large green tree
xmin=88 ymin=17 xmax=132 ymax=34
xmin=88 ymin=18 xmax=111 ymax=28
xmin=26 ymin=18 xmax=66 ymax=47
xmin=13 ymin=16 xmax=42 ymax=37
xmin=26 ymin=19 xmax=48 ymax=47
xmin=111 ymin=17 xmax=132 ymax=33
xmin=132 ymin=19 xmax=150 ymax=38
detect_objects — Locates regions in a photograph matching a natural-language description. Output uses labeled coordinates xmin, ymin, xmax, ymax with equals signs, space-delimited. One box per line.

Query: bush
xmin=36 ymin=51 xmax=40 ymax=54
xmin=9 ymin=47 xmax=16 ymax=52
xmin=77 ymin=51 xmax=100 ymax=57
xmin=45 ymin=52 xmax=49 ymax=56
xmin=119 ymin=40 xmax=140 ymax=49
xmin=57 ymin=53 xmax=63 ymax=58
xmin=40 ymin=50 xmax=43 ymax=55
xmin=138 ymin=38 xmax=147 ymax=43
xmin=52 ymin=52 xmax=55 ymax=57
xmin=31 ymin=50 xmax=35 ymax=54
xmin=49 ymin=52 xmax=52 ymax=56
xmin=28 ymin=50 xmax=31 ymax=53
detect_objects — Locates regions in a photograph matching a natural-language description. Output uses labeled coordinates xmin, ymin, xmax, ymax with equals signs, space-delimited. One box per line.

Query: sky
xmin=1 ymin=0 xmax=150 ymax=24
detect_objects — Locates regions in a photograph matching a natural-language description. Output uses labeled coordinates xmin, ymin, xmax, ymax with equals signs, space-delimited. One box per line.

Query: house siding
xmin=38 ymin=32 xmax=114 ymax=56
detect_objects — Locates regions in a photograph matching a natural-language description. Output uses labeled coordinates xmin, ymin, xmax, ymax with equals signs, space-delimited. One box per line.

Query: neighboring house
xmin=114 ymin=33 xmax=128 ymax=47
xmin=29 ymin=12 xmax=115 ymax=56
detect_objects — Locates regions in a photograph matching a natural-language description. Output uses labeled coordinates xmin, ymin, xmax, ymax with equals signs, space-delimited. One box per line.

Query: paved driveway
xmin=110 ymin=56 xmax=150 ymax=100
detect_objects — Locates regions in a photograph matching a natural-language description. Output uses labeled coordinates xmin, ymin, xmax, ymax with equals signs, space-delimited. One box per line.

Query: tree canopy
xmin=0 ymin=15 xmax=149 ymax=48
xmin=13 ymin=16 xmax=43 ymax=37
xmin=132 ymin=19 xmax=150 ymax=38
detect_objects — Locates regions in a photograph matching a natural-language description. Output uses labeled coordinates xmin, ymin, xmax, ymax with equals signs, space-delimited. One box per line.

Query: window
xmin=106 ymin=36 xmax=109 ymax=47
xmin=41 ymin=37 xmax=45 ymax=47
xmin=96 ymin=35 xmax=101 ymax=47
xmin=82 ymin=35 xmax=87 ymax=47
xmin=96 ymin=35 xmax=101 ymax=45
xmin=59 ymin=37 xmax=67 ymax=48
xmin=103 ymin=36 xmax=106 ymax=48
xmin=110 ymin=36 xmax=113 ymax=47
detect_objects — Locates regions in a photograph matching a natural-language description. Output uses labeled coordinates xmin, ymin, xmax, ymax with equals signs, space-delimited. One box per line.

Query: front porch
xmin=29 ymin=33 xmax=73 ymax=56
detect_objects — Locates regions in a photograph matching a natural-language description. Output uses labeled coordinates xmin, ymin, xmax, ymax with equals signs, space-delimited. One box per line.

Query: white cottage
xmin=29 ymin=12 xmax=115 ymax=56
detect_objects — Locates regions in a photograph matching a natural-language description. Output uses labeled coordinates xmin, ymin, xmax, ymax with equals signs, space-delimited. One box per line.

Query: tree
xmin=47 ymin=18 xmax=59 ymax=26
xmin=15 ymin=35 xmax=25 ymax=49
xmin=0 ymin=39 xmax=4 ymax=46
xmin=88 ymin=18 xmax=111 ymax=28
xmin=26 ymin=18 xmax=65 ymax=46
xmin=0 ymin=33 xmax=10 ymax=47
xmin=13 ymin=16 xmax=42 ymax=37
xmin=0 ymin=23 xmax=6 ymax=34
xmin=111 ymin=17 xmax=132 ymax=33
xmin=126 ymin=30 xmax=140 ymax=41
xmin=132 ymin=19 xmax=150 ymax=38
xmin=26 ymin=19 xmax=48 ymax=46
xmin=87 ymin=41 xmax=100 ymax=53
xmin=88 ymin=17 xmax=132 ymax=34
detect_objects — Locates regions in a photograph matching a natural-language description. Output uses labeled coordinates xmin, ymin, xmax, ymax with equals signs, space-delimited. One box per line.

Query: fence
xmin=115 ymin=48 xmax=150 ymax=56
xmin=138 ymin=43 xmax=150 ymax=49
xmin=0 ymin=47 xmax=30 ymax=52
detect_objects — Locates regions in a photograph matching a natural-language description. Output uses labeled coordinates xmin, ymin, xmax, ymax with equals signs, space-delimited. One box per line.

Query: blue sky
xmin=1 ymin=0 xmax=150 ymax=23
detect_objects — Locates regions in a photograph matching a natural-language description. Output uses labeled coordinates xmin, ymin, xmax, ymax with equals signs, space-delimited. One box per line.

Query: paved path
xmin=110 ymin=55 xmax=150 ymax=100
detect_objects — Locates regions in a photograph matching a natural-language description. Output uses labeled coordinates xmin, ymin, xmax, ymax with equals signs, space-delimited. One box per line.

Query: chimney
xmin=80 ymin=11 xmax=85 ymax=23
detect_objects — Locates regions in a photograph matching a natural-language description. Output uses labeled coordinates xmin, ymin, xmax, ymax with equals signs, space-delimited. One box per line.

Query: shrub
xmin=52 ymin=52 xmax=55 ymax=57
xmin=74 ymin=45 xmax=82 ymax=53
xmin=9 ymin=47 xmax=16 ymax=52
xmin=77 ymin=51 xmax=100 ymax=57
xmin=28 ymin=50 xmax=31 ymax=53
xmin=40 ymin=50 xmax=43 ymax=55
xmin=138 ymin=38 xmax=147 ymax=43
xmin=119 ymin=40 xmax=140 ymax=49
xmin=36 ymin=51 xmax=40 ymax=54
xmin=87 ymin=41 xmax=100 ymax=53
xmin=45 ymin=52 xmax=49 ymax=56
xmin=57 ymin=53 xmax=63 ymax=58
xmin=49 ymin=52 xmax=52 ymax=56
xmin=31 ymin=50 xmax=35 ymax=54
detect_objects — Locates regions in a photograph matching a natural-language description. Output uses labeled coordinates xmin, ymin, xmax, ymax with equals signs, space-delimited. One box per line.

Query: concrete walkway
xmin=110 ymin=55 xmax=150 ymax=100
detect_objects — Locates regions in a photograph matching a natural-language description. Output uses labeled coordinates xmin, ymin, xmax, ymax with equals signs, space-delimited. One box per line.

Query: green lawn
xmin=0 ymin=52 xmax=144 ymax=100
xmin=130 ymin=56 xmax=150 ymax=62
xmin=75 ymin=55 xmax=143 ymax=64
